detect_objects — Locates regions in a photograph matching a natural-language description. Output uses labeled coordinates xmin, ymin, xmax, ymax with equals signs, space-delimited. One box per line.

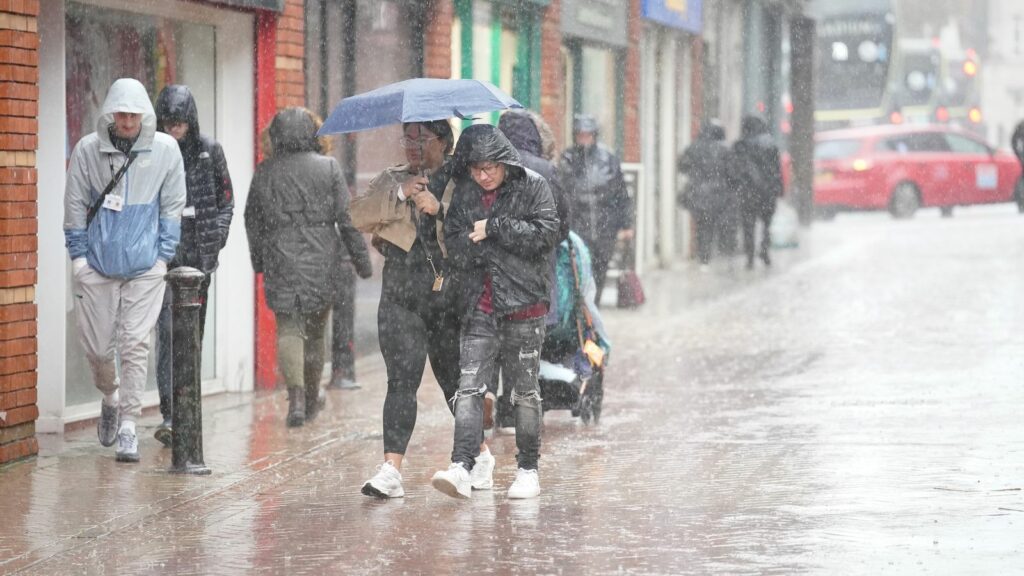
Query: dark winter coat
xmin=154 ymin=85 xmax=233 ymax=274
xmin=444 ymin=124 xmax=560 ymax=319
xmin=678 ymin=123 xmax=734 ymax=214
xmin=498 ymin=110 xmax=570 ymax=243
xmin=558 ymin=140 xmax=633 ymax=247
xmin=732 ymin=117 xmax=783 ymax=214
xmin=244 ymin=108 xmax=371 ymax=313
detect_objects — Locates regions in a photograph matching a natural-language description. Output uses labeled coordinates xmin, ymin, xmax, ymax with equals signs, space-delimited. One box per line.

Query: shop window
xmin=64 ymin=2 xmax=218 ymax=407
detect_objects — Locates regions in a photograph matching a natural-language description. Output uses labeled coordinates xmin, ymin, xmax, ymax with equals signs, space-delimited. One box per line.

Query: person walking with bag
xmin=431 ymin=124 xmax=559 ymax=500
xmin=152 ymin=85 xmax=234 ymax=446
xmin=63 ymin=78 xmax=186 ymax=462
xmin=244 ymin=108 xmax=372 ymax=428
xmin=354 ymin=120 xmax=496 ymax=499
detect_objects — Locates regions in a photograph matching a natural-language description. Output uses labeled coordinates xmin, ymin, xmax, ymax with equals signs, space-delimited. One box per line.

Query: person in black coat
xmin=679 ymin=120 xmax=733 ymax=267
xmin=152 ymin=85 xmax=234 ymax=446
xmin=733 ymin=116 xmax=783 ymax=268
xmin=244 ymin=107 xmax=372 ymax=427
xmin=431 ymin=124 xmax=559 ymax=500
xmin=558 ymin=114 xmax=633 ymax=304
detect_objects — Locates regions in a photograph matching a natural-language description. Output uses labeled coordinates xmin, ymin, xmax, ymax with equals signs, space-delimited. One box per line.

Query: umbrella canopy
xmin=318 ymin=78 xmax=523 ymax=135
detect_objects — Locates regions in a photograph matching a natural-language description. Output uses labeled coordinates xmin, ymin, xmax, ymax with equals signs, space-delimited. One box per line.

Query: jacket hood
xmin=740 ymin=116 xmax=769 ymax=139
xmin=268 ymin=107 xmax=321 ymax=156
xmin=97 ymin=78 xmax=158 ymax=152
xmin=699 ymin=119 xmax=726 ymax=141
xmin=451 ymin=123 xmax=524 ymax=178
xmin=498 ymin=110 xmax=543 ymax=158
xmin=155 ymin=85 xmax=201 ymax=145
xmin=573 ymin=113 xmax=600 ymax=135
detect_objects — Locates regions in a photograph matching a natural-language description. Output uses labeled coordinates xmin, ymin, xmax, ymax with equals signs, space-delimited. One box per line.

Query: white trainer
xmin=361 ymin=461 xmax=404 ymax=498
xmin=431 ymin=463 xmax=472 ymax=499
xmin=507 ymin=468 xmax=540 ymax=499
xmin=470 ymin=449 xmax=495 ymax=490
xmin=114 ymin=425 xmax=139 ymax=463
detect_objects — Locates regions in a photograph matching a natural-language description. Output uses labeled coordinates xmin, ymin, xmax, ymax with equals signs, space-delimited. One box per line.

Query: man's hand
xmin=411 ymin=189 xmax=440 ymax=216
xmin=618 ymin=228 xmax=635 ymax=241
xmin=469 ymin=219 xmax=488 ymax=243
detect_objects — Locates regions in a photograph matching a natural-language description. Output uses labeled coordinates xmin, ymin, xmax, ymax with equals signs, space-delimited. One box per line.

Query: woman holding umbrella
xmin=352 ymin=120 xmax=495 ymax=498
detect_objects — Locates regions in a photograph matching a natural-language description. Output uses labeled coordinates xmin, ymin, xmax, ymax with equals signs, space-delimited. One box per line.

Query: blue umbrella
xmin=318 ymin=78 xmax=523 ymax=135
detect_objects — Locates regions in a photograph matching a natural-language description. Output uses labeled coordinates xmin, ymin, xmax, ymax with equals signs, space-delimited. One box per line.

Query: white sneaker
xmin=361 ymin=461 xmax=405 ymax=498
xmin=431 ymin=463 xmax=472 ymax=499
xmin=115 ymin=425 xmax=139 ymax=463
xmin=507 ymin=468 xmax=540 ymax=499
xmin=470 ymin=449 xmax=495 ymax=490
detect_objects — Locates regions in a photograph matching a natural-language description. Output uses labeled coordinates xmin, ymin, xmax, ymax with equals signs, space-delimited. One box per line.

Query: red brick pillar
xmin=539 ymin=0 xmax=564 ymax=151
xmin=0 ymin=0 xmax=39 ymax=465
xmin=423 ymin=0 xmax=453 ymax=79
xmin=622 ymin=0 xmax=641 ymax=163
xmin=275 ymin=0 xmax=305 ymax=109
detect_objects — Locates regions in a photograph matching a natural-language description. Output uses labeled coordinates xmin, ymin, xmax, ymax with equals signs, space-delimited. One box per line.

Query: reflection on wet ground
xmin=2 ymin=205 xmax=1022 ymax=574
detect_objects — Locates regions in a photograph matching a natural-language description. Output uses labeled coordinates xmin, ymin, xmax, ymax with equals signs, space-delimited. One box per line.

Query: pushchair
xmin=537 ymin=232 xmax=611 ymax=424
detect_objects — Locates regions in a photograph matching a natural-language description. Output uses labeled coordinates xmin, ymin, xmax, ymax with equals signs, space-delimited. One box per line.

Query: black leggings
xmin=378 ymin=283 xmax=461 ymax=455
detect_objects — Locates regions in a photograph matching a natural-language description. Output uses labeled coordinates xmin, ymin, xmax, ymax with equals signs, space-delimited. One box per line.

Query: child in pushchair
xmin=492 ymin=232 xmax=612 ymax=426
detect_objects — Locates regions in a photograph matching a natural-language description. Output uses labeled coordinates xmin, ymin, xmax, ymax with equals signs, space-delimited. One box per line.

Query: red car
xmin=814 ymin=125 xmax=1024 ymax=218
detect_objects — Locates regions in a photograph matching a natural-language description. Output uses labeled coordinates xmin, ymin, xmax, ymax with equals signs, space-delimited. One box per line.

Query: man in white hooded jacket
xmin=63 ymin=78 xmax=186 ymax=462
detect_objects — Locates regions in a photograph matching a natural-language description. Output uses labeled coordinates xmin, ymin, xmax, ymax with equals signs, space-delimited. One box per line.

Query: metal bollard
xmin=167 ymin=266 xmax=212 ymax=475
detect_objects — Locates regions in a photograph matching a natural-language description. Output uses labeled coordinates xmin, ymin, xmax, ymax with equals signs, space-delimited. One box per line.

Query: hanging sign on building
xmin=561 ymin=0 xmax=629 ymax=47
xmin=204 ymin=0 xmax=285 ymax=11
xmin=641 ymin=0 xmax=702 ymax=33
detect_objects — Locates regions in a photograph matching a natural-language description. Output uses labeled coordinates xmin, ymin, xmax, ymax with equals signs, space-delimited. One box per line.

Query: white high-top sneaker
xmin=507 ymin=468 xmax=540 ymax=499
xmin=361 ymin=461 xmax=404 ymax=498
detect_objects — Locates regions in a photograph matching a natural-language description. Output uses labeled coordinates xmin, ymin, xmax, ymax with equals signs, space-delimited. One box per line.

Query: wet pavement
xmin=2 ymin=204 xmax=1023 ymax=575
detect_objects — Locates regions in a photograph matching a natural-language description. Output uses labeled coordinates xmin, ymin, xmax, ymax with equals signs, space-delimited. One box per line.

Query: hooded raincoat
xmin=498 ymin=110 xmax=570 ymax=243
xmin=445 ymin=124 xmax=560 ymax=319
xmin=154 ymin=85 xmax=234 ymax=274
xmin=64 ymin=78 xmax=186 ymax=279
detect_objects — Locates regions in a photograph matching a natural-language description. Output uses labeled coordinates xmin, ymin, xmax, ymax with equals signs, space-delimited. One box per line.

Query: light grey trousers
xmin=73 ymin=261 xmax=167 ymax=422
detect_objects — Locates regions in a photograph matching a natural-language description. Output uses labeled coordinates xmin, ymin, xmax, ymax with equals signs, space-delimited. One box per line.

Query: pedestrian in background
xmin=679 ymin=120 xmax=732 ymax=269
xmin=732 ymin=116 xmax=783 ymax=269
xmin=63 ymin=78 xmax=186 ymax=462
xmin=244 ymin=107 xmax=372 ymax=428
xmin=152 ymin=84 xmax=234 ymax=447
xmin=432 ymin=124 xmax=559 ymax=500
xmin=558 ymin=114 xmax=633 ymax=305
xmin=352 ymin=120 xmax=496 ymax=499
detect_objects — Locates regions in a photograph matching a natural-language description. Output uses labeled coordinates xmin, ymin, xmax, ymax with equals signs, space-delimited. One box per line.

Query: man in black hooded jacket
xmin=153 ymin=85 xmax=234 ymax=445
xmin=431 ymin=124 xmax=559 ymax=500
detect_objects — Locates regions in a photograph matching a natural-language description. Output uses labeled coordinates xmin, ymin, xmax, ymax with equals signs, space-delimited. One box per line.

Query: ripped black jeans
xmin=452 ymin=308 xmax=545 ymax=471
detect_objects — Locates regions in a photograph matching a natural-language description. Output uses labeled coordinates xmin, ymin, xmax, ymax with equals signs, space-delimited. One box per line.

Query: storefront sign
xmin=562 ymin=0 xmax=629 ymax=47
xmin=203 ymin=0 xmax=285 ymax=11
xmin=641 ymin=0 xmax=701 ymax=33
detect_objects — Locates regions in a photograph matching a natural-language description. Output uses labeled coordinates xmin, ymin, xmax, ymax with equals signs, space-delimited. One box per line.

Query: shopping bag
xmin=617 ymin=269 xmax=645 ymax=308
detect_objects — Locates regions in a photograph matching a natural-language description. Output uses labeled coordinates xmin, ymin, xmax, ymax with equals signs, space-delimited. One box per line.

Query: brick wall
xmin=622 ymin=0 xmax=641 ymax=163
xmin=275 ymin=0 xmax=305 ymax=109
xmin=0 ymin=0 xmax=38 ymax=465
xmin=423 ymin=0 xmax=453 ymax=79
xmin=539 ymin=0 xmax=564 ymax=151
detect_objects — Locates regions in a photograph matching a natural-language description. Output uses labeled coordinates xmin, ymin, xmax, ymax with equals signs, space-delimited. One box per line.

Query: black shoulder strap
xmin=86 ymin=152 xmax=138 ymax=227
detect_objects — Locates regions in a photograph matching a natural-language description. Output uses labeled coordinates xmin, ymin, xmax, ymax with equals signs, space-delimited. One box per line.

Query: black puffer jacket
xmin=558 ymin=139 xmax=633 ymax=245
xmin=244 ymin=108 xmax=371 ymax=313
xmin=679 ymin=122 xmax=734 ymax=213
xmin=732 ymin=116 xmax=783 ymax=212
xmin=498 ymin=110 xmax=570 ymax=243
xmin=445 ymin=124 xmax=560 ymax=319
xmin=154 ymin=85 xmax=234 ymax=274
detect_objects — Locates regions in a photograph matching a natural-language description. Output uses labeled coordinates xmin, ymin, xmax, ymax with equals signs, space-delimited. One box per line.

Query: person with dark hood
xmin=244 ymin=107 xmax=372 ymax=428
xmin=63 ymin=78 xmax=186 ymax=463
xmin=152 ymin=85 xmax=234 ymax=447
xmin=558 ymin=114 xmax=633 ymax=305
xmin=732 ymin=116 xmax=783 ymax=268
xmin=431 ymin=124 xmax=559 ymax=500
xmin=679 ymin=119 xmax=733 ymax=268
xmin=1011 ymin=121 xmax=1024 ymax=212
xmin=352 ymin=120 xmax=494 ymax=499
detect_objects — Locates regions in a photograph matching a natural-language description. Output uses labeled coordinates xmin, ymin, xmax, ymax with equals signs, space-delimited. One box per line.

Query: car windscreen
xmin=815 ymin=139 xmax=862 ymax=160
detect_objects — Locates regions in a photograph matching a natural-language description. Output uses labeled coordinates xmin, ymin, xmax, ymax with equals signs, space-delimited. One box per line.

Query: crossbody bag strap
xmin=86 ymin=152 xmax=138 ymax=227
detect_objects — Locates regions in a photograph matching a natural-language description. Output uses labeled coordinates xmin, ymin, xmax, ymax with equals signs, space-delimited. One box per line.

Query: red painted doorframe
xmin=254 ymin=11 xmax=279 ymax=390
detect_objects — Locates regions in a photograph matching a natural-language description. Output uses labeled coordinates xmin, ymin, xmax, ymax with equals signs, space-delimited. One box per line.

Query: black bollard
xmin=167 ymin=266 xmax=212 ymax=475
